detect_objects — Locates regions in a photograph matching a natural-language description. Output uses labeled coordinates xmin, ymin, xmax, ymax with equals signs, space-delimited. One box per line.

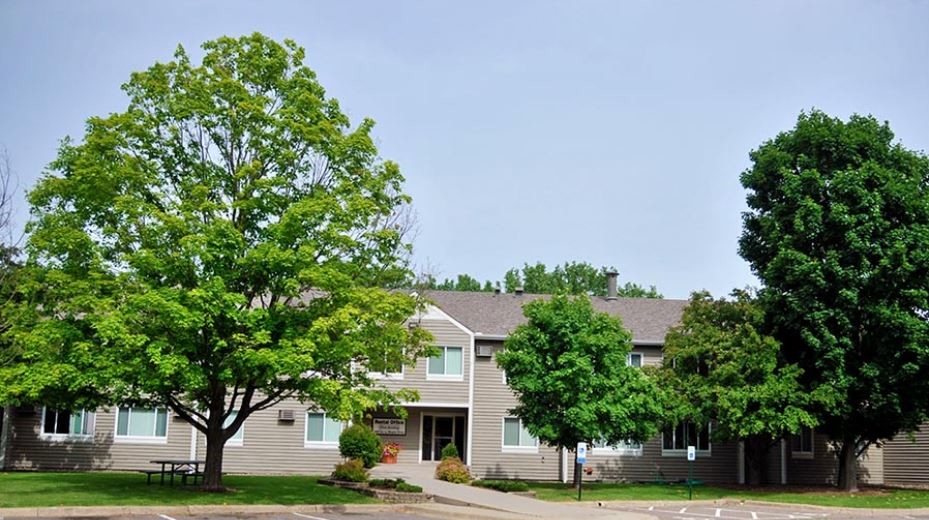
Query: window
xmin=502 ymin=417 xmax=538 ymax=452
xmin=792 ymin=427 xmax=814 ymax=458
xmin=369 ymin=350 xmax=404 ymax=380
xmin=224 ymin=410 xmax=244 ymax=446
xmin=592 ymin=438 xmax=643 ymax=456
xmin=662 ymin=421 xmax=710 ymax=454
xmin=116 ymin=407 xmax=168 ymax=442
xmin=427 ymin=346 xmax=463 ymax=379
xmin=41 ymin=408 xmax=94 ymax=438
xmin=305 ymin=412 xmax=343 ymax=446
xmin=627 ymin=353 xmax=643 ymax=368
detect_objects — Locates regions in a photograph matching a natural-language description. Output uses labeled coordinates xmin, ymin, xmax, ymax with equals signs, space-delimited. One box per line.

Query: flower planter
xmin=381 ymin=453 xmax=398 ymax=464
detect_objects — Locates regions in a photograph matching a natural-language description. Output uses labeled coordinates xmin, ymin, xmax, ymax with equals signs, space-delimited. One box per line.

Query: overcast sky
xmin=2 ymin=1 xmax=927 ymax=298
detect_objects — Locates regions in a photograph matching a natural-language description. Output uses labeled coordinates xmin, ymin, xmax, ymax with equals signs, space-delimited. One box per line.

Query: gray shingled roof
xmin=423 ymin=290 xmax=688 ymax=344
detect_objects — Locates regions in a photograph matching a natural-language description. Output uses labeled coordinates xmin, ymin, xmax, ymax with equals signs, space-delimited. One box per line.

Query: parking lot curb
xmin=0 ymin=503 xmax=414 ymax=518
xmin=578 ymin=498 xmax=929 ymax=517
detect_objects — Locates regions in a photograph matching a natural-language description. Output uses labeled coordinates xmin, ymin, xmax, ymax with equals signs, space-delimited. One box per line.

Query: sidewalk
xmin=370 ymin=463 xmax=655 ymax=519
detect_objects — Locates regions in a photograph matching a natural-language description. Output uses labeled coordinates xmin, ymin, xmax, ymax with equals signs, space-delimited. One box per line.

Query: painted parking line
xmin=158 ymin=514 xmax=178 ymax=520
xmin=637 ymin=506 xmax=829 ymax=520
xmin=292 ymin=512 xmax=330 ymax=520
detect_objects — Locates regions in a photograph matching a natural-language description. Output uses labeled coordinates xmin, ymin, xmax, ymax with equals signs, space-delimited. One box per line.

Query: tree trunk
xmin=202 ymin=427 xmax=225 ymax=491
xmin=745 ymin=436 xmax=768 ymax=487
xmin=837 ymin=438 xmax=859 ymax=492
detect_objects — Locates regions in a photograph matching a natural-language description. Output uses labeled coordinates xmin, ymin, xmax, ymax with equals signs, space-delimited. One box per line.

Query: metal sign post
xmin=576 ymin=442 xmax=587 ymax=502
xmin=687 ymin=445 xmax=696 ymax=500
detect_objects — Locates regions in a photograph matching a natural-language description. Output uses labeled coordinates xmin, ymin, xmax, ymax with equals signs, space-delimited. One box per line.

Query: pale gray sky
xmin=2 ymin=1 xmax=927 ymax=298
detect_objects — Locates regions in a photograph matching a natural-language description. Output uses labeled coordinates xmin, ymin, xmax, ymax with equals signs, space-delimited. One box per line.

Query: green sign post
xmin=687 ymin=445 xmax=696 ymax=500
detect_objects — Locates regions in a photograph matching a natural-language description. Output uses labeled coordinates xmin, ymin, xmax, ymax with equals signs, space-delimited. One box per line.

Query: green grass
xmin=527 ymin=482 xmax=929 ymax=509
xmin=0 ymin=472 xmax=376 ymax=508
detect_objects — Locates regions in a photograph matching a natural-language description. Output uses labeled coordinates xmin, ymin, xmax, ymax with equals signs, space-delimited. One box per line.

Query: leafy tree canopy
xmin=663 ymin=289 xmax=818 ymax=484
xmin=496 ymin=295 xmax=665 ymax=460
xmin=0 ymin=33 xmax=431 ymax=489
xmin=739 ymin=110 xmax=929 ymax=490
xmin=426 ymin=261 xmax=662 ymax=298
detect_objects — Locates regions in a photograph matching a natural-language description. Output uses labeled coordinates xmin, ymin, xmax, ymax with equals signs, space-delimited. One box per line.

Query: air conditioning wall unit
xmin=278 ymin=409 xmax=295 ymax=422
xmin=475 ymin=344 xmax=494 ymax=358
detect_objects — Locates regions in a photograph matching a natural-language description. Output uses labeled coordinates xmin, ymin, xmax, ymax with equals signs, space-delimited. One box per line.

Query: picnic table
xmin=144 ymin=459 xmax=205 ymax=485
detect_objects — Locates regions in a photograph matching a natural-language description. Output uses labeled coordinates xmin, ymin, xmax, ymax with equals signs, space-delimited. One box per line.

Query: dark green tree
xmin=496 ymin=295 xmax=665 ymax=486
xmin=0 ymin=34 xmax=432 ymax=490
xmin=663 ymin=290 xmax=817 ymax=486
xmin=501 ymin=261 xmax=662 ymax=298
xmin=739 ymin=110 xmax=929 ymax=491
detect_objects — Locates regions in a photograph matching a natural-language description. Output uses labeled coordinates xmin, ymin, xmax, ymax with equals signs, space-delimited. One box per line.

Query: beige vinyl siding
xmin=375 ymin=318 xmax=470 ymax=406
xmin=470 ymin=343 xmax=561 ymax=481
xmin=859 ymin=444 xmax=883 ymax=485
xmin=635 ymin=346 xmax=664 ymax=367
xmin=883 ymin=423 xmax=929 ymax=487
xmin=6 ymin=406 xmax=190 ymax=471
xmin=197 ymin=397 xmax=343 ymax=474
xmin=589 ymin=437 xmax=739 ymax=484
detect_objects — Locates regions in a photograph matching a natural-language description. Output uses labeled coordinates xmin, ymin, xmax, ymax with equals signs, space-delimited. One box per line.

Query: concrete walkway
xmin=371 ymin=463 xmax=655 ymax=519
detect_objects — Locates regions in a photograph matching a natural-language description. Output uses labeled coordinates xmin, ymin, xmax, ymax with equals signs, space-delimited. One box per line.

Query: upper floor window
xmin=42 ymin=408 xmax=94 ymax=439
xmin=305 ymin=412 xmax=343 ymax=446
xmin=369 ymin=351 xmax=404 ymax=380
xmin=627 ymin=353 xmax=643 ymax=368
xmin=662 ymin=421 xmax=710 ymax=454
xmin=224 ymin=410 xmax=244 ymax=446
xmin=791 ymin=426 xmax=814 ymax=458
xmin=116 ymin=407 xmax=168 ymax=443
xmin=427 ymin=346 xmax=463 ymax=380
xmin=502 ymin=417 xmax=538 ymax=452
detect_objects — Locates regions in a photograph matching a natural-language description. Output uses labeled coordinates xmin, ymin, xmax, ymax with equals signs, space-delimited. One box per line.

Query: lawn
xmin=0 ymin=472 xmax=376 ymax=508
xmin=527 ymin=482 xmax=929 ymax=509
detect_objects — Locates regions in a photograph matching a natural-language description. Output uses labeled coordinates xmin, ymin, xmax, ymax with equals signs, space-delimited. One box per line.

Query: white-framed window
xmin=791 ymin=427 xmax=814 ymax=458
xmin=41 ymin=408 xmax=94 ymax=440
xmin=627 ymin=352 xmax=643 ymax=368
xmin=224 ymin=410 xmax=244 ymax=447
xmin=592 ymin=438 xmax=643 ymax=456
xmin=662 ymin=421 xmax=711 ymax=455
xmin=369 ymin=351 xmax=404 ymax=380
xmin=502 ymin=417 xmax=538 ymax=453
xmin=305 ymin=412 xmax=343 ymax=447
xmin=427 ymin=346 xmax=463 ymax=380
xmin=115 ymin=407 xmax=168 ymax=443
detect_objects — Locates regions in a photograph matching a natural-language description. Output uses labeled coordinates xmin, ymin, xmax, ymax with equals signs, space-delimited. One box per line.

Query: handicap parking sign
xmin=577 ymin=442 xmax=587 ymax=464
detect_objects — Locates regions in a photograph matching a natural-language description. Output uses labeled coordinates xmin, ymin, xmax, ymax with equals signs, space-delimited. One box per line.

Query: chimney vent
xmin=514 ymin=286 xmax=524 ymax=295
xmin=606 ymin=271 xmax=618 ymax=300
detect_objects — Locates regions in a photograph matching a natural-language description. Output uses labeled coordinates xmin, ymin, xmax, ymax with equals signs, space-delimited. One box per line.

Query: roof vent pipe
xmin=606 ymin=271 xmax=618 ymax=300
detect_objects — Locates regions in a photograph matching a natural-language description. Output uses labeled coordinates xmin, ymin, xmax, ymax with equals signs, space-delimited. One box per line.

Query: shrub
xmin=435 ymin=456 xmax=470 ymax=483
xmin=472 ymin=480 xmax=530 ymax=492
xmin=395 ymin=482 xmax=423 ymax=493
xmin=369 ymin=478 xmax=404 ymax=489
xmin=331 ymin=458 xmax=368 ymax=482
xmin=339 ymin=423 xmax=383 ymax=468
xmin=440 ymin=442 xmax=459 ymax=460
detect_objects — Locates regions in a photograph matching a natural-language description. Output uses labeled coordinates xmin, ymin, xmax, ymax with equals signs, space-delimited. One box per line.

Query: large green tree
xmin=496 ymin=294 xmax=665 ymax=486
xmin=739 ymin=110 xmax=929 ymax=491
xmin=0 ymin=34 xmax=431 ymax=490
xmin=504 ymin=262 xmax=662 ymax=297
xmin=663 ymin=290 xmax=817 ymax=486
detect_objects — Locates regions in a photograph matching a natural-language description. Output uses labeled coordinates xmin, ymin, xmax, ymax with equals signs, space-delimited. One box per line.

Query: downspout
xmin=466 ymin=333 xmax=475 ymax=466
xmin=189 ymin=423 xmax=198 ymax=461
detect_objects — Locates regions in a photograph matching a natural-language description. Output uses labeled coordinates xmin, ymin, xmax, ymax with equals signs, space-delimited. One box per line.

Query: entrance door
xmin=421 ymin=414 xmax=466 ymax=462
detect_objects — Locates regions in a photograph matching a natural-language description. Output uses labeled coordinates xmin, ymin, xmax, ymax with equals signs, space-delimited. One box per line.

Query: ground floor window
xmin=223 ymin=410 xmax=244 ymax=446
xmin=305 ymin=412 xmax=343 ymax=445
xmin=791 ymin=426 xmax=814 ymax=458
xmin=592 ymin=438 xmax=643 ymax=455
xmin=42 ymin=408 xmax=94 ymax=438
xmin=116 ymin=407 xmax=167 ymax=441
xmin=662 ymin=421 xmax=710 ymax=453
xmin=503 ymin=417 xmax=538 ymax=451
